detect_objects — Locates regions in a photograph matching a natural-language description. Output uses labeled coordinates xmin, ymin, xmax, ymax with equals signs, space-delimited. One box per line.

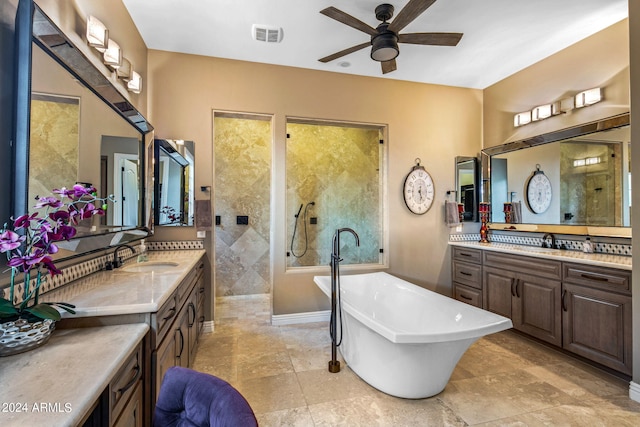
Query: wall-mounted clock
xmin=526 ymin=165 xmax=552 ymax=214
xmin=403 ymin=159 xmax=435 ymax=215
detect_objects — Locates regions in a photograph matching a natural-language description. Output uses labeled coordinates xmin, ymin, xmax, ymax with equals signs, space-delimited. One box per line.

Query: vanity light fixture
xmin=127 ymin=71 xmax=142 ymax=94
xmin=87 ymin=15 xmax=108 ymax=52
xmin=531 ymin=104 xmax=552 ymax=121
xmin=513 ymin=111 xmax=532 ymax=127
xmin=575 ymin=87 xmax=602 ymax=108
xmin=103 ymin=39 xmax=122 ymax=69
xmin=116 ymin=58 xmax=132 ymax=81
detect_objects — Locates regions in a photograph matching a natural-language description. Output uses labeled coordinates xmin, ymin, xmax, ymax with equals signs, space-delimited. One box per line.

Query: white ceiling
xmin=121 ymin=0 xmax=628 ymax=89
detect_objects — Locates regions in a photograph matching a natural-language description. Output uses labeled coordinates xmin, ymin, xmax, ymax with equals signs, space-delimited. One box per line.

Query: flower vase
xmin=0 ymin=318 xmax=55 ymax=357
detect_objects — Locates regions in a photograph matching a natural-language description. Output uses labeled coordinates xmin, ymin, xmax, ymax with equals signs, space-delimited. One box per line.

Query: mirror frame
xmin=12 ymin=1 xmax=154 ymax=262
xmin=481 ymin=112 xmax=630 ymax=237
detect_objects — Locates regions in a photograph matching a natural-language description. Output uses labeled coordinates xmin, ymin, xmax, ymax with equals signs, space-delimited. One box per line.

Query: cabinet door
xmin=113 ymin=381 xmax=143 ymax=427
xmin=176 ymin=311 xmax=189 ymax=368
xmin=513 ymin=273 xmax=561 ymax=346
xmin=187 ymin=293 xmax=198 ymax=366
xmin=155 ymin=332 xmax=177 ymax=401
xmin=563 ymin=283 xmax=632 ymax=375
xmin=483 ymin=266 xmax=515 ymax=318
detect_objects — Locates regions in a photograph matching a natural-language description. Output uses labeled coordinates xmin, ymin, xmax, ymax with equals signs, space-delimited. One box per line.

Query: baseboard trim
xmin=202 ymin=320 xmax=215 ymax=334
xmin=271 ymin=310 xmax=330 ymax=326
xmin=630 ymin=381 xmax=640 ymax=402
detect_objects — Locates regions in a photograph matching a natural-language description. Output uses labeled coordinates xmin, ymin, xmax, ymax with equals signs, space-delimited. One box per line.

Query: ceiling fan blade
xmin=381 ymin=59 xmax=397 ymax=74
xmin=318 ymin=42 xmax=370 ymax=63
xmin=320 ymin=7 xmax=377 ymax=36
xmin=388 ymin=0 xmax=437 ymax=33
xmin=399 ymin=32 xmax=463 ymax=46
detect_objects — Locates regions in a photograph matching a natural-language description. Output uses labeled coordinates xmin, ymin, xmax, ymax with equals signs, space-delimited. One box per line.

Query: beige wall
xmin=483 ymin=19 xmax=629 ymax=148
xmin=147 ymin=50 xmax=482 ymax=315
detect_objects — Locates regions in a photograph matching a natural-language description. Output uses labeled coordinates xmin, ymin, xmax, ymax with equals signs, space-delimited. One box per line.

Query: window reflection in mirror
xmin=455 ymin=156 xmax=478 ymax=222
xmin=154 ymin=139 xmax=195 ymax=226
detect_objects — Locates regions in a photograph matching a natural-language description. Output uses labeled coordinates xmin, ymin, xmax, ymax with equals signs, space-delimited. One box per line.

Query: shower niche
xmin=286 ymin=118 xmax=386 ymax=268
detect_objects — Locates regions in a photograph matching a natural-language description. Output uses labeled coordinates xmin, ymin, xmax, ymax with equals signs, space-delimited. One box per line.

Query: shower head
xmin=309 ymin=201 xmax=315 ymax=206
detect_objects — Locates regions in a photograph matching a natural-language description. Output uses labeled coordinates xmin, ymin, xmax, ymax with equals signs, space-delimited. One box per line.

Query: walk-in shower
xmin=285 ymin=118 xmax=386 ymax=268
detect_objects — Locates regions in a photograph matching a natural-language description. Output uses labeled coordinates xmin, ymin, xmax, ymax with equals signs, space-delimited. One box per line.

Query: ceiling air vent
xmin=252 ymin=24 xmax=284 ymax=43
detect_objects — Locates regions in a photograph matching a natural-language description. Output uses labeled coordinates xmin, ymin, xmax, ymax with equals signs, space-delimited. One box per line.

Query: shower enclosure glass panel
xmin=286 ymin=119 xmax=384 ymax=268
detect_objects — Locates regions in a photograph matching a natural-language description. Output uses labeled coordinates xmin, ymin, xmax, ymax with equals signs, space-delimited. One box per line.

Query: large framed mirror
xmin=482 ymin=113 xmax=630 ymax=234
xmin=10 ymin=3 xmax=153 ymax=265
xmin=154 ymin=139 xmax=195 ymax=226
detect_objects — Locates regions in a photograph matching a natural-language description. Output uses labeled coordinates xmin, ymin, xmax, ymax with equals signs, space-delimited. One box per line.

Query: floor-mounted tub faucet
xmin=329 ymin=228 xmax=360 ymax=373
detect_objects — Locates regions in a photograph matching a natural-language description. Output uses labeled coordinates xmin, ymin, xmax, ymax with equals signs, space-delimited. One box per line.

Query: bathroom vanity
xmin=451 ymin=242 xmax=632 ymax=375
xmin=2 ymin=250 xmax=208 ymax=426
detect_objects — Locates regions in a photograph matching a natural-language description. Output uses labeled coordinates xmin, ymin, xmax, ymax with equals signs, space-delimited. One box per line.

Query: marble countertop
xmin=449 ymin=241 xmax=631 ymax=271
xmin=42 ymin=250 xmax=206 ymax=317
xmin=0 ymin=323 xmax=149 ymax=427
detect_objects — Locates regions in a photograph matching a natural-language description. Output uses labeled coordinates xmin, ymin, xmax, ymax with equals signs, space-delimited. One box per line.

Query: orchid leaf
xmin=25 ymin=303 xmax=61 ymax=321
xmin=0 ymin=299 xmax=18 ymax=316
xmin=44 ymin=301 xmax=76 ymax=315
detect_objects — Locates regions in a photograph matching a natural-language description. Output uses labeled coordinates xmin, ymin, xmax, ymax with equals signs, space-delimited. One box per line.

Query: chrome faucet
xmin=541 ymin=233 xmax=556 ymax=249
xmin=106 ymin=244 xmax=136 ymax=270
xmin=329 ymin=228 xmax=360 ymax=374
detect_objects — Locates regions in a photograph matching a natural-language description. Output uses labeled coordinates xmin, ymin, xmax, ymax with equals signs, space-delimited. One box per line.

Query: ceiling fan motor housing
xmin=371 ymin=23 xmax=399 ymax=61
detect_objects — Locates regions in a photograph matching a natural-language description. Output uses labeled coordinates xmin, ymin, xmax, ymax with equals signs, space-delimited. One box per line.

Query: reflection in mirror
xmin=10 ymin=4 xmax=154 ymax=269
xmin=455 ymin=156 xmax=478 ymax=222
xmin=154 ymin=139 xmax=195 ymax=226
xmin=484 ymin=114 xmax=630 ymax=227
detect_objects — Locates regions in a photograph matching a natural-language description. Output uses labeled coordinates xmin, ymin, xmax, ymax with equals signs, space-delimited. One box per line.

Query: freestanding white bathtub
xmin=314 ymin=272 xmax=512 ymax=399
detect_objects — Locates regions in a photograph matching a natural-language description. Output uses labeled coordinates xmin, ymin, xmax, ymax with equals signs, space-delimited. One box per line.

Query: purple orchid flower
xmin=0 ymin=230 xmax=24 ymax=253
xmin=34 ymin=196 xmax=63 ymax=209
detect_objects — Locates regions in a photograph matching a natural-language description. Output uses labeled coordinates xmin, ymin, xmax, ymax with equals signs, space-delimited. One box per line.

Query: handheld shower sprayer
xmin=290 ymin=201 xmax=316 ymax=258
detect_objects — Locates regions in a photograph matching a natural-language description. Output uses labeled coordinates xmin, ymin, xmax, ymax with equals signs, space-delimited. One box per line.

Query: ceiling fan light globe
xmin=371 ymin=33 xmax=399 ymax=61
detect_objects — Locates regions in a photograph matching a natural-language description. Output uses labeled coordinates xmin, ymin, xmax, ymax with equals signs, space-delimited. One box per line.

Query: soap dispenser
xmin=137 ymin=239 xmax=149 ymax=262
xmin=582 ymin=236 xmax=593 ymax=253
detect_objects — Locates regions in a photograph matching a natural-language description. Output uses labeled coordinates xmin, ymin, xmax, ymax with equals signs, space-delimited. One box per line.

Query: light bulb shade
xmin=117 ymin=58 xmax=132 ymax=81
xmin=513 ymin=111 xmax=531 ymax=127
xmin=128 ymin=71 xmax=142 ymax=94
xmin=87 ymin=15 xmax=108 ymax=52
xmin=532 ymin=104 xmax=552 ymax=121
xmin=371 ymin=33 xmax=399 ymax=62
xmin=103 ymin=39 xmax=122 ymax=68
xmin=575 ymin=87 xmax=602 ymax=108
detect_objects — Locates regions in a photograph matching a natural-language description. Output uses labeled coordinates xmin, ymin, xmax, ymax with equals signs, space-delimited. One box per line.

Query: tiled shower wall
xmin=213 ymin=115 xmax=271 ymax=297
xmin=286 ymin=123 xmax=382 ymax=267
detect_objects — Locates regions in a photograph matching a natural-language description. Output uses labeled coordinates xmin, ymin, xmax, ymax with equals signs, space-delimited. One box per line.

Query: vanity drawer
xmin=452 ymin=247 xmax=482 ymax=264
xmin=452 ymin=260 xmax=482 ymax=289
xmin=110 ymin=343 xmax=143 ymax=422
xmin=454 ymin=283 xmax=482 ymax=308
xmin=483 ymin=251 xmax=561 ymax=280
xmin=563 ymin=263 xmax=631 ymax=294
xmin=156 ymin=295 xmax=178 ymax=342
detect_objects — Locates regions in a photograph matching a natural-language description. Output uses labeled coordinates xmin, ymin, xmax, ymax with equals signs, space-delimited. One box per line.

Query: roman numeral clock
xmin=526 ymin=164 xmax=552 ymax=214
xmin=403 ymin=159 xmax=435 ymax=215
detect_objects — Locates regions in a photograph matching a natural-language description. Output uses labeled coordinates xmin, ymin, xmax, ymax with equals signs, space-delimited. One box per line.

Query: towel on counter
xmin=195 ymin=199 xmax=212 ymax=231
xmin=445 ymin=201 xmax=460 ymax=227
xmin=512 ymin=201 xmax=522 ymax=224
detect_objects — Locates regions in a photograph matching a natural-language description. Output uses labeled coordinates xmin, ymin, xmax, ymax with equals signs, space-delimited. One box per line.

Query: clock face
xmin=526 ymin=172 xmax=552 ymax=214
xmin=403 ymin=167 xmax=435 ymax=215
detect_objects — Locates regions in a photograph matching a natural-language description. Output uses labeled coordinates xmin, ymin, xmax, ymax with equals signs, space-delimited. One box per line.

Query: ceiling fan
xmin=318 ymin=0 xmax=463 ymax=74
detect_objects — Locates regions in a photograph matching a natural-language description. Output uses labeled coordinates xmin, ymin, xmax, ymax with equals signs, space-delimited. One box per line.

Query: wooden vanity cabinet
xmin=483 ymin=252 xmax=562 ymax=347
xmin=151 ymin=260 xmax=205 ymax=402
xmin=452 ymin=247 xmax=483 ymax=307
xmin=562 ymin=263 xmax=632 ymax=375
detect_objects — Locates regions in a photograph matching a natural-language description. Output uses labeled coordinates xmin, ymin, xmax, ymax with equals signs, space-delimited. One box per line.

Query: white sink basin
xmin=120 ymin=261 xmax=179 ymax=273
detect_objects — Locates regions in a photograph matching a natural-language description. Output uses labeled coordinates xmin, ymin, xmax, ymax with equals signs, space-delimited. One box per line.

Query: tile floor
xmin=192 ymin=295 xmax=640 ymax=426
